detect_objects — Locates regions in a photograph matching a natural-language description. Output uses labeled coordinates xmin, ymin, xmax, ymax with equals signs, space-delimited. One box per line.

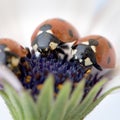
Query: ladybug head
xmin=0 ymin=44 xmax=19 ymax=67
xmin=72 ymin=44 xmax=93 ymax=65
xmin=32 ymin=24 xmax=61 ymax=54
xmin=72 ymin=40 xmax=102 ymax=71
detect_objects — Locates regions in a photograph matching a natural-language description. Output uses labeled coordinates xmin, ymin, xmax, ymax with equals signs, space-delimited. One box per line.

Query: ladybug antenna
xmin=93 ymin=63 xmax=102 ymax=71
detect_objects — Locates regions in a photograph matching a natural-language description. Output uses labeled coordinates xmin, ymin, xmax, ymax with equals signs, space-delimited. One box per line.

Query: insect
xmin=71 ymin=35 xmax=116 ymax=70
xmin=0 ymin=38 xmax=27 ymax=67
xmin=31 ymin=18 xmax=80 ymax=60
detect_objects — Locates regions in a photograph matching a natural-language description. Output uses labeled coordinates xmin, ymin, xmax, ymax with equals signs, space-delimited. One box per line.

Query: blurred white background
xmin=0 ymin=0 xmax=120 ymax=119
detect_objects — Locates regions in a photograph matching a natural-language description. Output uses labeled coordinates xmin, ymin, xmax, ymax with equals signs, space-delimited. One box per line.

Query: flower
xmin=18 ymin=50 xmax=90 ymax=98
xmin=0 ymin=0 xmax=120 ymax=120
xmin=0 ymin=46 xmax=119 ymax=120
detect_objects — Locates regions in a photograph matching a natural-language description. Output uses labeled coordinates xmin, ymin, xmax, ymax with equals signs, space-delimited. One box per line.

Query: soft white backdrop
xmin=0 ymin=0 xmax=120 ymax=120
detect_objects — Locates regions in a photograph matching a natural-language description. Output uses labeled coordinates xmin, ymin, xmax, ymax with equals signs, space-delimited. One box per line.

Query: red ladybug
xmin=0 ymin=38 xmax=27 ymax=66
xmin=31 ymin=18 xmax=80 ymax=59
xmin=72 ymin=35 xmax=116 ymax=70
xmin=0 ymin=38 xmax=27 ymax=57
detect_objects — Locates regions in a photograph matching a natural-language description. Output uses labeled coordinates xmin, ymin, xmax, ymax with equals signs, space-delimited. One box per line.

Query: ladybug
xmin=71 ymin=35 xmax=116 ymax=71
xmin=31 ymin=18 xmax=80 ymax=59
xmin=0 ymin=38 xmax=27 ymax=67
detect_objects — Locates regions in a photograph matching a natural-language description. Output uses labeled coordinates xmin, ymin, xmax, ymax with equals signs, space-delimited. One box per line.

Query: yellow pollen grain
xmin=25 ymin=76 xmax=31 ymax=83
xmin=87 ymin=69 xmax=91 ymax=74
xmin=57 ymin=84 xmax=63 ymax=90
xmin=84 ymin=69 xmax=91 ymax=78
xmin=37 ymin=84 xmax=43 ymax=90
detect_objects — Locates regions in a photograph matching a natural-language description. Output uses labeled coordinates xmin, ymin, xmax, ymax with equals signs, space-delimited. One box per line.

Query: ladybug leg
xmin=55 ymin=48 xmax=68 ymax=62
xmin=82 ymin=59 xmax=86 ymax=66
xmin=59 ymin=43 xmax=69 ymax=49
xmin=89 ymin=56 xmax=102 ymax=70
xmin=63 ymin=54 xmax=68 ymax=62
xmin=92 ymin=62 xmax=102 ymax=71
xmin=25 ymin=47 xmax=31 ymax=58
xmin=86 ymin=48 xmax=102 ymax=71
xmin=51 ymin=50 xmax=59 ymax=59
xmin=84 ymin=54 xmax=102 ymax=70
xmin=70 ymin=57 xmax=75 ymax=62
xmin=89 ymin=58 xmax=102 ymax=70
xmin=37 ymin=48 xmax=49 ymax=56
xmin=72 ymin=45 xmax=77 ymax=50
xmin=70 ymin=55 xmax=79 ymax=62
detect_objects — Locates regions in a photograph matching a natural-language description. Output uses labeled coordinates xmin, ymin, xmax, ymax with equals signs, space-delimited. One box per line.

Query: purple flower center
xmin=16 ymin=50 xmax=89 ymax=95
xmin=12 ymin=49 xmax=102 ymax=99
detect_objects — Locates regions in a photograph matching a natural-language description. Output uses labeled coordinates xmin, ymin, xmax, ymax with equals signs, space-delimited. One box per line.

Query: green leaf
xmin=64 ymin=79 xmax=85 ymax=120
xmin=20 ymin=91 xmax=40 ymax=120
xmin=37 ymin=74 xmax=54 ymax=120
xmin=47 ymin=81 xmax=71 ymax=120
xmin=0 ymin=91 xmax=18 ymax=120
xmin=3 ymin=82 xmax=24 ymax=120
xmin=83 ymin=86 xmax=120 ymax=118
xmin=68 ymin=79 xmax=107 ymax=120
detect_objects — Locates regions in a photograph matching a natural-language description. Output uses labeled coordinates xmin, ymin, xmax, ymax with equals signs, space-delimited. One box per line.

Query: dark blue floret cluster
xmin=15 ymin=49 xmax=101 ymax=99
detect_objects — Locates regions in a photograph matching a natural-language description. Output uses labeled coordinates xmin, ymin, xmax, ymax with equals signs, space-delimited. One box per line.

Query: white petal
xmin=0 ymin=65 xmax=23 ymax=92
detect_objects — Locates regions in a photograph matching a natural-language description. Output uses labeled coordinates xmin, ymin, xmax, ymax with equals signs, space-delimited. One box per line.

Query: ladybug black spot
xmin=89 ymin=39 xmax=99 ymax=46
xmin=68 ymin=30 xmax=73 ymax=37
xmin=40 ymin=24 xmax=52 ymax=31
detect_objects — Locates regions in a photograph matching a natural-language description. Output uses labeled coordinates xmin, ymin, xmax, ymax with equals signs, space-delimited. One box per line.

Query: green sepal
xmin=0 ymin=91 xmax=18 ymax=120
xmin=1 ymin=82 xmax=40 ymax=120
xmin=3 ymin=82 xmax=24 ymax=120
xmin=67 ymin=79 xmax=107 ymax=120
xmin=37 ymin=74 xmax=54 ymax=120
xmin=64 ymin=79 xmax=85 ymax=120
xmin=20 ymin=91 xmax=40 ymax=120
xmin=47 ymin=81 xmax=71 ymax=120
xmin=1 ymin=77 xmax=120 ymax=120
xmin=82 ymin=86 xmax=120 ymax=118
